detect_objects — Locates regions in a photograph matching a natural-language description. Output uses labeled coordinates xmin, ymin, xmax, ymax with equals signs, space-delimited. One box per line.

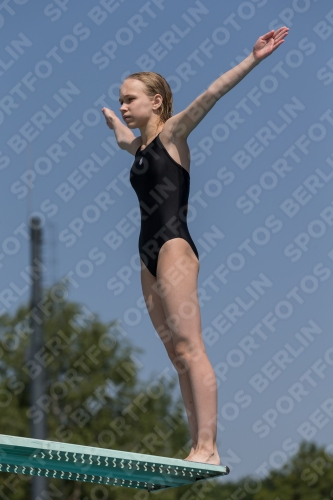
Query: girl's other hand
xmin=253 ymin=27 xmax=289 ymax=62
xmin=101 ymin=107 xmax=117 ymax=129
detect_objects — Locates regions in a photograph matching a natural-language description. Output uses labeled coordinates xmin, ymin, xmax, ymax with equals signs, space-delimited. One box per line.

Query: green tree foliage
xmin=0 ymin=285 xmax=193 ymax=499
xmin=200 ymin=441 xmax=333 ymax=500
xmin=254 ymin=441 xmax=333 ymax=500
xmin=1 ymin=287 xmax=332 ymax=499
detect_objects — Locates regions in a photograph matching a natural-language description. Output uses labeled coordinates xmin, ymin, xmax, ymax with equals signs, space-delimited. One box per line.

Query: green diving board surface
xmin=0 ymin=435 xmax=229 ymax=492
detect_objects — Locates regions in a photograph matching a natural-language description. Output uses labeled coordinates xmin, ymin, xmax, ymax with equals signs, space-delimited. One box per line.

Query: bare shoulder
xmin=159 ymin=118 xmax=191 ymax=172
xmin=123 ymin=136 xmax=142 ymax=156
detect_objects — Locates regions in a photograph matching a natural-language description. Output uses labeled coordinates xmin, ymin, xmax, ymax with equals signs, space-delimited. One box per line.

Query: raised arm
xmin=101 ymin=108 xmax=141 ymax=155
xmin=170 ymin=27 xmax=289 ymax=138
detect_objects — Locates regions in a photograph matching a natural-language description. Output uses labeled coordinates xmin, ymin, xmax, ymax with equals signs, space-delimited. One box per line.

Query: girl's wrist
xmin=250 ymin=51 xmax=261 ymax=66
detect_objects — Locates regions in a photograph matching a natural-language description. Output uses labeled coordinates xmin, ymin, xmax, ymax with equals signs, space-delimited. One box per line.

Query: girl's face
xmin=119 ymin=79 xmax=161 ymax=128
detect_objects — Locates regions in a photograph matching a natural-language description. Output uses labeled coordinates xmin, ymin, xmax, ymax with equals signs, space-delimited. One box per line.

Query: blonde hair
xmin=125 ymin=72 xmax=173 ymax=126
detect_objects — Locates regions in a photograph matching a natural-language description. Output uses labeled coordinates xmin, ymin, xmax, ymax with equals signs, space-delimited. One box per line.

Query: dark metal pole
xmin=29 ymin=217 xmax=47 ymax=499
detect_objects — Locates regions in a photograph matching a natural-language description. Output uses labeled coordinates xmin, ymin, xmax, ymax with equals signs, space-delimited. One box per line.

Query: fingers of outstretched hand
xmin=273 ymin=32 xmax=289 ymax=47
xmin=101 ymin=108 xmax=115 ymax=129
xmin=274 ymin=27 xmax=289 ymax=40
xmin=261 ymin=30 xmax=274 ymax=40
xmin=274 ymin=26 xmax=288 ymax=34
xmin=272 ymin=39 xmax=285 ymax=51
xmin=102 ymin=107 xmax=115 ymax=121
xmin=272 ymin=31 xmax=289 ymax=51
xmin=101 ymin=107 xmax=114 ymax=115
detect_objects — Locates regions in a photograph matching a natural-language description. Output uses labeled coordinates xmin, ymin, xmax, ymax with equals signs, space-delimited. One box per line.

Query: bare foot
xmin=184 ymin=450 xmax=221 ymax=466
xmin=184 ymin=448 xmax=196 ymax=460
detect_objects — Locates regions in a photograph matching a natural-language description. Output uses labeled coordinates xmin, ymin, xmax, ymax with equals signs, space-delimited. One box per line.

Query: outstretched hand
xmin=101 ymin=107 xmax=117 ymax=130
xmin=253 ymin=27 xmax=289 ymax=62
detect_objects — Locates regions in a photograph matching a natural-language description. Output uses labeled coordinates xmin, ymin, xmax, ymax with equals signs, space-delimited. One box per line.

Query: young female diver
xmin=102 ymin=27 xmax=289 ymax=465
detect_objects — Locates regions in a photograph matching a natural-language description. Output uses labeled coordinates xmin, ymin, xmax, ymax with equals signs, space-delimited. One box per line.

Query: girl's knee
xmin=170 ymin=354 xmax=188 ymax=374
xmin=174 ymin=341 xmax=205 ymax=363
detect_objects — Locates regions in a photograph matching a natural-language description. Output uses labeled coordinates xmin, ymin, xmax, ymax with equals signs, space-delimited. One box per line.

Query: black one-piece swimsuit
xmin=129 ymin=132 xmax=199 ymax=278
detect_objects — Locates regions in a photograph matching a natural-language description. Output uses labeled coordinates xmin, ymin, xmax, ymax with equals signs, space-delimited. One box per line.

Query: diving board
xmin=0 ymin=435 xmax=229 ymax=492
